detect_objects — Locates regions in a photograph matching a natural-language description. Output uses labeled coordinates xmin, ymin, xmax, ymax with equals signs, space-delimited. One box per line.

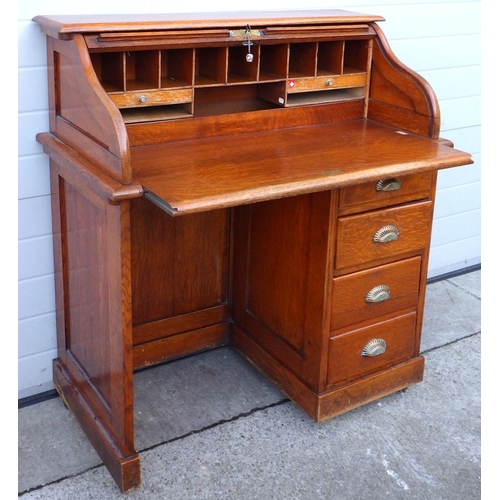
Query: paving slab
xmin=18 ymin=347 xmax=285 ymax=493
xmin=18 ymin=397 xmax=102 ymax=492
xmin=133 ymin=347 xmax=286 ymax=450
xmin=19 ymin=334 xmax=481 ymax=500
xmin=420 ymin=275 xmax=481 ymax=352
xmin=18 ymin=271 xmax=481 ymax=498
xmin=448 ymin=269 xmax=481 ymax=298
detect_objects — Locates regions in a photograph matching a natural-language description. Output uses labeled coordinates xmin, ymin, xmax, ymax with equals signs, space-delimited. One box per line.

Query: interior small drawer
xmin=109 ymin=88 xmax=193 ymax=108
xmin=331 ymin=256 xmax=421 ymax=331
xmin=338 ymin=172 xmax=434 ymax=215
xmin=335 ymin=200 xmax=433 ymax=272
xmin=327 ymin=312 xmax=417 ymax=387
xmin=287 ymin=73 xmax=366 ymax=93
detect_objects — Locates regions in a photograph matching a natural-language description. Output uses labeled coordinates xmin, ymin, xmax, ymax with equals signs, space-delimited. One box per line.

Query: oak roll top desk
xmin=34 ymin=10 xmax=473 ymax=492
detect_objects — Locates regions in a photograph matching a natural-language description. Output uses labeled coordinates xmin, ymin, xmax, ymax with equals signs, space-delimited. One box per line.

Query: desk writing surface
xmin=131 ymin=119 xmax=471 ymax=215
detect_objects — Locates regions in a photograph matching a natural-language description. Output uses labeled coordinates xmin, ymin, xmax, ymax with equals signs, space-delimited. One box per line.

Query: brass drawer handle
xmin=365 ymin=284 xmax=390 ymax=303
xmin=376 ymin=178 xmax=401 ymax=192
xmin=373 ymin=225 xmax=399 ymax=243
xmin=361 ymin=338 xmax=387 ymax=357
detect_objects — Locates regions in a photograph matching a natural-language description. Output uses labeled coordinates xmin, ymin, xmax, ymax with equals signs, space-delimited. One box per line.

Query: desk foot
xmin=53 ymin=359 xmax=141 ymax=492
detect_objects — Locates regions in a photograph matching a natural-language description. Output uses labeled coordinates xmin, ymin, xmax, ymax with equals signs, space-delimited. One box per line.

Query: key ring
xmin=243 ymin=24 xmax=254 ymax=62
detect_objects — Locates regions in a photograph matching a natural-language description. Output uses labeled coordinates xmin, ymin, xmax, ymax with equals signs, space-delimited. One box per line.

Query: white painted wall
xmin=17 ymin=0 xmax=481 ymax=399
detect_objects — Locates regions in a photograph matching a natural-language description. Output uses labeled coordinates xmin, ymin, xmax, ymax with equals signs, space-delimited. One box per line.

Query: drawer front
xmin=109 ymin=88 xmax=193 ymax=108
xmin=338 ymin=172 xmax=433 ymax=215
xmin=331 ymin=256 xmax=421 ymax=331
xmin=335 ymin=200 xmax=433 ymax=272
xmin=287 ymin=73 xmax=367 ymax=93
xmin=327 ymin=312 xmax=417 ymax=387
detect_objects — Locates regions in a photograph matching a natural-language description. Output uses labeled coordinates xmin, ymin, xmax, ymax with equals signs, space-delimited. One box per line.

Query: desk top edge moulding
xmin=33 ymin=10 xmax=473 ymax=492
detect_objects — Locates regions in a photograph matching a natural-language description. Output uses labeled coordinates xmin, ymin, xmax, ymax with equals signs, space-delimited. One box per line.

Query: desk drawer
xmin=327 ymin=312 xmax=417 ymax=387
xmin=287 ymin=73 xmax=367 ymax=93
xmin=331 ymin=256 xmax=421 ymax=331
xmin=109 ymin=88 xmax=193 ymax=108
xmin=335 ymin=200 xmax=433 ymax=272
xmin=338 ymin=172 xmax=433 ymax=215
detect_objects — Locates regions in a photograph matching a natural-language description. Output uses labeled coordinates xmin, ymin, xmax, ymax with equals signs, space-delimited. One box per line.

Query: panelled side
xmin=131 ymin=198 xmax=232 ymax=368
xmin=232 ymin=191 xmax=334 ymax=390
xmin=47 ymin=34 xmax=131 ymax=183
xmin=368 ymin=23 xmax=440 ymax=139
xmin=49 ymin=158 xmax=140 ymax=491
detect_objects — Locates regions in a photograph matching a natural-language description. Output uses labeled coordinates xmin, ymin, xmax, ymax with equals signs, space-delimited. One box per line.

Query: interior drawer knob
xmin=365 ymin=284 xmax=391 ymax=303
xmin=138 ymin=95 xmax=147 ymax=103
xmin=376 ymin=178 xmax=401 ymax=191
xmin=361 ymin=338 xmax=387 ymax=357
xmin=373 ymin=225 xmax=400 ymax=243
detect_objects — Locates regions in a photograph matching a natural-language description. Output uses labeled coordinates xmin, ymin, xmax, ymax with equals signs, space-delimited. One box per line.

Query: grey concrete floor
xmin=18 ymin=270 xmax=481 ymax=499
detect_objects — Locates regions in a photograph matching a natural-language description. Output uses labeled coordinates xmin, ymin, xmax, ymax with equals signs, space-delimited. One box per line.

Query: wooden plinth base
xmin=53 ymin=359 xmax=141 ymax=492
xmin=232 ymin=325 xmax=425 ymax=422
